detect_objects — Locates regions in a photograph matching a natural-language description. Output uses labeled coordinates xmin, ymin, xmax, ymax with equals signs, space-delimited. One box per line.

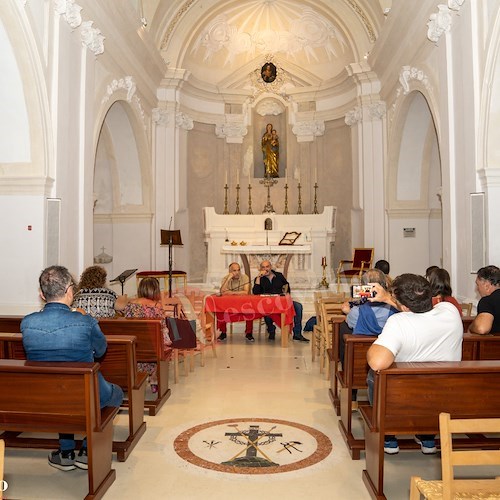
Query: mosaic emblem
xmin=174 ymin=418 xmax=332 ymax=474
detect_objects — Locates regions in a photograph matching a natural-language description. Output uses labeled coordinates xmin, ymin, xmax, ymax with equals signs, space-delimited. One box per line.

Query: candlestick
xmin=235 ymin=184 xmax=241 ymax=214
xmin=297 ymin=182 xmax=303 ymax=214
xmin=313 ymin=182 xmax=319 ymax=214
xmin=247 ymin=183 xmax=253 ymax=214
xmin=318 ymin=255 xmax=329 ymax=289
xmin=283 ymin=183 xmax=289 ymax=215
xmin=223 ymin=184 xmax=229 ymax=214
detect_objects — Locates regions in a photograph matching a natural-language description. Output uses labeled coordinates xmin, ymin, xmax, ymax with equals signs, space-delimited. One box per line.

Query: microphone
xmin=220 ymin=279 xmax=251 ymax=295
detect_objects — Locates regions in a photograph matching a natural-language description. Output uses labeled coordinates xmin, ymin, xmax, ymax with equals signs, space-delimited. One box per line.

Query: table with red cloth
xmin=204 ymin=294 xmax=295 ymax=348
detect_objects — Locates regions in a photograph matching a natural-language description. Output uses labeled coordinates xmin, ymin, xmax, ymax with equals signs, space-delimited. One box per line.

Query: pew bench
xmin=0 ymin=359 xmax=118 ymax=500
xmin=359 ymin=360 xmax=500 ymax=500
xmin=98 ymin=318 xmax=171 ymax=416
xmin=334 ymin=332 xmax=500 ymax=461
xmin=0 ymin=333 xmax=148 ymax=462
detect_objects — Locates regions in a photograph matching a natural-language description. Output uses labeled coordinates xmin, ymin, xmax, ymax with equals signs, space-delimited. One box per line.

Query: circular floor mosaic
xmin=174 ymin=418 xmax=332 ymax=474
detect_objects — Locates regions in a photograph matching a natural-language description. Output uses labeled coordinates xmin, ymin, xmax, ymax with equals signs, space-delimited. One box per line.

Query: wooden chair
xmin=312 ymin=292 xmax=346 ymax=362
xmin=460 ymin=302 xmax=473 ymax=316
xmin=410 ymin=412 xmax=500 ymax=499
xmin=336 ymin=248 xmax=374 ymax=289
xmin=318 ymin=300 xmax=345 ymax=377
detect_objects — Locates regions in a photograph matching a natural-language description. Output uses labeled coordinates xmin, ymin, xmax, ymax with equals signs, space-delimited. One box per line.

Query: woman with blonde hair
xmin=124 ymin=277 xmax=172 ymax=392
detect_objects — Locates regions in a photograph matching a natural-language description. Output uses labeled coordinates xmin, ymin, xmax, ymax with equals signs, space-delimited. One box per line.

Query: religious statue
xmin=262 ymin=123 xmax=279 ymax=177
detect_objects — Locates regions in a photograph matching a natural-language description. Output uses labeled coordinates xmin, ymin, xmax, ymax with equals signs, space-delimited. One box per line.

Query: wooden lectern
xmin=160 ymin=229 xmax=183 ymax=298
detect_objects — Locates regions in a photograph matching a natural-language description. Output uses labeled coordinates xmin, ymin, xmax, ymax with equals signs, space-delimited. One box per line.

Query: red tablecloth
xmin=204 ymin=294 xmax=295 ymax=327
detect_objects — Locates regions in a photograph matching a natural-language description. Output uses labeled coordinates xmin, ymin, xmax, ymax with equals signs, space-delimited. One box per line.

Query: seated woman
xmin=427 ymin=267 xmax=463 ymax=316
xmin=339 ymin=268 xmax=399 ymax=403
xmin=124 ymin=277 xmax=172 ymax=393
xmin=73 ymin=265 xmax=128 ymax=318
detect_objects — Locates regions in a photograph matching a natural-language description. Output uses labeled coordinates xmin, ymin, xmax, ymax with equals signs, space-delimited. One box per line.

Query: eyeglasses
xmin=65 ymin=283 xmax=76 ymax=293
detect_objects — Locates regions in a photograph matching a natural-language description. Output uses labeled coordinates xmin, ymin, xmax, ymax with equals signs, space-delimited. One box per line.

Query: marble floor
xmin=2 ymin=327 xmax=446 ymax=500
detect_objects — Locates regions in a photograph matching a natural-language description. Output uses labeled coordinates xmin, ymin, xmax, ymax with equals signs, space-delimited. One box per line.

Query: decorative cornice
xmin=345 ymin=106 xmax=362 ymax=126
xmin=477 ymin=168 xmax=500 ymax=188
xmin=291 ymin=120 xmax=325 ymax=142
xmin=215 ymin=123 xmax=248 ymax=143
xmin=427 ymin=4 xmax=453 ymax=43
xmin=345 ymin=0 xmax=376 ymax=43
xmin=386 ymin=208 xmax=433 ymax=219
xmin=152 ymin=108 xmax=170 ymax=126
xmin=255 ymin=99 xmax=285 ymax=117
xmin=81 ymin=20 xmax=105 ymax=55
xmin=176 ymin=112 xmax=194 ymax=131
xmin=161 ymin=0 xmax=196 ymax=50
xmin=448 ymin=0 xmax=465 ymax=12
xmin=54 ymin=0 xmax=82 ymax=29
xmin=0 ymin=176 xmax=54 ymax=196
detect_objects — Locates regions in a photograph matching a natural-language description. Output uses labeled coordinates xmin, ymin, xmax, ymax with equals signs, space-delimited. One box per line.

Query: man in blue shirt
xmin=21 ymin=266 xmax=123 ymax=471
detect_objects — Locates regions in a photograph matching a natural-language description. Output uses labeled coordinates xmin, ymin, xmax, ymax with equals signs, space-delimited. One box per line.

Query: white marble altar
xmin=203 ymin=207 xmax=336 ymax=287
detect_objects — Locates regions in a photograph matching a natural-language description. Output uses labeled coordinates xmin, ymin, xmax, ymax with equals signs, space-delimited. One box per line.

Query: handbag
xmin=167 ymin=317 xmax=197 ymax=349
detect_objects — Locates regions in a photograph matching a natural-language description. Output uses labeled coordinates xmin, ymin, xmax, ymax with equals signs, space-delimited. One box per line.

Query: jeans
xmin=264 ymin=301 xmax=303 ymax=336
xmin=60 ymin=377 xmax=124 ymax=452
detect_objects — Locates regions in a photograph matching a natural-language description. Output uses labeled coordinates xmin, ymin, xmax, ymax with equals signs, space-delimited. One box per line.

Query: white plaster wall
xmin=0 ymin=196 xmax=45 ymax=314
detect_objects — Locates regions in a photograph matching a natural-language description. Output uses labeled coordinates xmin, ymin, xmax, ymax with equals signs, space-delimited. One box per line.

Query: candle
xmin=225 ymin=170 xmax=228 ymax=186
xmin=236 ymin=167 xmax=240 ymax=185
xmin=321 ymin=256 xmax=326 ymax=266
xmin=285 ymin=167 xmax=287 ymax=183
xmin=314 ymin=167 xmax=317 ymax=184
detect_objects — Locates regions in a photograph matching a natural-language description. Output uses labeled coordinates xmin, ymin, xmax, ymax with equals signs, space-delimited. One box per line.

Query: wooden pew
xmin=328 ymin=316 xmax=486 ymax=414
xmin=0 ymin=333 xmax=148 ymax=462
xmin=337 ymin=334 xmax=376 ymax=459
xmin=0 ymin=359 xmax=118 ymax=500
xmin=359 ymin=360 xmax=500 ymax=500
xmin=98 ymin=318 xmax=171 ymax=416
xmin=335 ymin=331 xmax=500 ymax=461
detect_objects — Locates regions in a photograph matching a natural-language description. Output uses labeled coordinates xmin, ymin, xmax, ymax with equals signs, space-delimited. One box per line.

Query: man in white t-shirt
xmin=366 ymin=273 xmax=463 ymax=455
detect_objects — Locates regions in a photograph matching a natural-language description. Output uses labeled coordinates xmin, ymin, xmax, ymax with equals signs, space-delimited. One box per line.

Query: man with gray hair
xmin=469 ymin=265 xmax=500 ymax=335
xmin=21 ymin=265 xmax=123 ymax=471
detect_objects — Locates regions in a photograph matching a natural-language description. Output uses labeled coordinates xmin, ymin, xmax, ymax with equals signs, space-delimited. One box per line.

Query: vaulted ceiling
xmin=144 ymin=0 xmax=391 ymax=93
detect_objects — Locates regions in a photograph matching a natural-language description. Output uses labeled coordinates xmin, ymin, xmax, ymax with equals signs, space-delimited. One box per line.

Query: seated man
xmin=217 ymin=262 xmax=254 ymax=342
xmin=252 ymin=260 xmax=308 ymax=342
xmin=469 ymin=265 xmax=500 ymax=335
xmin=21 ymin=265 xmax=123 ymax=471
xmin=366 ymin=273 xmax=463 ymax=455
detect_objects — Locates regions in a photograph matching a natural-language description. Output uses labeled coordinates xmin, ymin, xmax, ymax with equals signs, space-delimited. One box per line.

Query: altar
xmin=203 ymin=207 xmax=336 ymax=287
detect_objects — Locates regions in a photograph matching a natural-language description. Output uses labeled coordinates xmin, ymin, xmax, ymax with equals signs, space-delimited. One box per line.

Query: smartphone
xmin=351 ymin=284 xmax=374 ymax=299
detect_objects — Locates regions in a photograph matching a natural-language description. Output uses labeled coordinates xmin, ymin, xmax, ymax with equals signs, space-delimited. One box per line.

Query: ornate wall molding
xmin=398 ymin=66 xmax=430 ymax=95
xmin=215 ymin=122 xmax=247 ymax=143
xmin=54 ymin=0 xmax=82 ymax=29
xmin=161 ymin=0 xmax=196 ymax=50
xmin=426 ymin=2 xmax=466 ymax=44
xmin=345 ymin=106 xmax=362 ymax=126
xmin=101 ymin=76 xmax=146 ymax=129
xmin=152 ymin=108 xmax=170 ymax=126
xmin=345 ymin=0 xmax=376 ymax=43
xmin=368 ymin=101 xmax=386 ymax=120
xmin=176 ymin=112 xmax=194 ymax=131
xmin=81 ymin=20 xmax=105 ymax=55
xmin=291 ymin=120 xmax=325 ymax=142
xmin=255 ymin=99 xmax=285 ymax=117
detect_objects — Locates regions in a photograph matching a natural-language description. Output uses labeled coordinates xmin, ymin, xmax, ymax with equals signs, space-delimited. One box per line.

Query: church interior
xmin=1 ymin=0 xmax=500 ymax=498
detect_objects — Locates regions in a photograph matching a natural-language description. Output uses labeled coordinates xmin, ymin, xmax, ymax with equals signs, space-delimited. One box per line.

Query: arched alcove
xmin=388 ymin=91 xmax=442 ymax=275
xmin=93 ymin=100 xmax=153 ymax=287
